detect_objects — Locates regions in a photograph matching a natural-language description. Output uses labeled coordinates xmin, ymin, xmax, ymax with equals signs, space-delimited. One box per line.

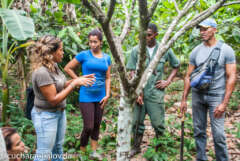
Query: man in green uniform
xmin=127 ymin=23 xmax=180 ymax=157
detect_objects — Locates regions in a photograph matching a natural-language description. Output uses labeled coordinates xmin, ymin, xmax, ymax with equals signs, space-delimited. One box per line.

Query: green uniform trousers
xmin=132 ymin=98 xmax=165 ymax=136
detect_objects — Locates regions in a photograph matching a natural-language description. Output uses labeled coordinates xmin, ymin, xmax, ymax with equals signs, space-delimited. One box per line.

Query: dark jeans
xmin=79 ymin=102 xmax=103 ymax=147
xmin=192 ymin=92 xmax=228 ymax=161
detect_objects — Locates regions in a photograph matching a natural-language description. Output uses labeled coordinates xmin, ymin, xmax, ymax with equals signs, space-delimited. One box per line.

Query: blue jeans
xmin=31 ymin=107 xmax=66 ymax=161
xmin=192 ymin=92 xmax=228 ymax=161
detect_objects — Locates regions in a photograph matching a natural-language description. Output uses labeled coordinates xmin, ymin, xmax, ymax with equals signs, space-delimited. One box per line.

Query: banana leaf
xmin=0 ymin=8 xmax=35 ymax=40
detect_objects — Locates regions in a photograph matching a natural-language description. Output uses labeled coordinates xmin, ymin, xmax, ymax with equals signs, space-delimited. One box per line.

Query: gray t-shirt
xmin=190 ymin=41 xmax=236 ymax=94
xmin=32 ymin=65 xmax=66 ymax=110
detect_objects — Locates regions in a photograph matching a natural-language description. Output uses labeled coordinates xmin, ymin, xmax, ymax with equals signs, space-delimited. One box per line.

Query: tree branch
xmin=101 ymin=25 xmax=130 ymax=92
xmin=130 ymin=0 xmax=149 ymax=88
xmin=97 ymin=0 xmax=103 ymax=7
xmin=119 ymin=0 xmax=136 ymax=43
xmin=82 ymin=0 xmax=105 ymax=23
xmin=82 ymin=0 xmax=130 ymax=93
xmin=148 ymin=0 xmax=160 ymax=18
xmin=160 ymin=0 xmax=197 ymax=52
xmin=135 ymin=0 xmax=226 ymax=95
xmin=133 ymin=0 xmax=197 ymax=89
xmin=173 ymin=0 xmax=180 ymax=14
xmin=131 ymin=0 xmax=160 ymax=88
xmin=223 ymin=0 xmax=240 ymax=6
xmin=104 ymin=0 xmax=116 ymax=24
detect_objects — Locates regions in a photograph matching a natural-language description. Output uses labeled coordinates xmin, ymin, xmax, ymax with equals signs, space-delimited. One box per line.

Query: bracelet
xmin=70 ymin=83 xmax=75 ymax=89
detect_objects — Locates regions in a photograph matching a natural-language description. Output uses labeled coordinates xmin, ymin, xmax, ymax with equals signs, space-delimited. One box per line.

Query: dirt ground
xmin=129 ymin=102 xmax=240 ymax=161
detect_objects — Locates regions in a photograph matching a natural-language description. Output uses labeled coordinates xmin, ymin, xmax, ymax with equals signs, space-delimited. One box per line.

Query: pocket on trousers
xmin=40 ymin=111 xmax=58 ymax=133
xmin=149 ymin=88 xmax=164 ymax=104
xmin=31 ymin=108 xmax=43 ymax=133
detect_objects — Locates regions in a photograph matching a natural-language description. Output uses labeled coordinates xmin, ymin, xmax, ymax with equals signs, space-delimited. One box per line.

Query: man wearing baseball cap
xmin=180 ymin=18 xmax=237 ymax=161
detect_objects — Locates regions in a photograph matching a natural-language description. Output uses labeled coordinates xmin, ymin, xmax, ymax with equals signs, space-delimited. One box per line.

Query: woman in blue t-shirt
xmin=64 ymin=29 xmax=111 ymax=159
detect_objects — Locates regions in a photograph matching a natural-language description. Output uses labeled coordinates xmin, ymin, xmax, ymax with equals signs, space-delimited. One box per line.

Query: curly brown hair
xmin=28 ymin=35 xmax=62 ymax=73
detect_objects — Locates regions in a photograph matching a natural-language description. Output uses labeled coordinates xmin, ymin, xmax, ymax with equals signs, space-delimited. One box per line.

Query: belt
xmin=56 ymin=107 xmax=65 ymax=112
xmin=34 ymin=106 xmax=65 ymax=112
xmin=197 ymin=92 xmax=224 ymax=97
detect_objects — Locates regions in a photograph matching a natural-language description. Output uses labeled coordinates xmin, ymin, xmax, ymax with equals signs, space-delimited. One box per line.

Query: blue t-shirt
xmin=75 ymin=50 xmax=111 ymax=102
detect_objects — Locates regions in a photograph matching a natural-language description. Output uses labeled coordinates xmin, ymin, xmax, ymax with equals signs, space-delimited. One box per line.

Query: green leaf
xmin=30 ymin=4 xmax=38 ymax=13
xmin=57 ymin=0 xmax=81 ymax=5
xmin=0 ymin=9 xmax=35 ymax=40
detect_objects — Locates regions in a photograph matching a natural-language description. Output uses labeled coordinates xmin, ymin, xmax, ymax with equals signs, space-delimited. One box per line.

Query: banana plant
xmin=0 ymin=0 xmax=35 ymax=123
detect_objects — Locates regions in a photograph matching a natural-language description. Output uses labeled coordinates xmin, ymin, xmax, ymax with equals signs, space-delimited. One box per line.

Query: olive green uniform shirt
xmin=126 ymin=43 xmax=180 ymax=103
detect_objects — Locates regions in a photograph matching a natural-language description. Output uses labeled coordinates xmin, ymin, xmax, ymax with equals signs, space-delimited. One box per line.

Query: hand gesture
xmin=82 ymin=74 xmax=95 ymax=79
xmin=155 ymin=80 xmax=170 ymax=89
xmin=74 ymin=74 xmax=95 ymax=87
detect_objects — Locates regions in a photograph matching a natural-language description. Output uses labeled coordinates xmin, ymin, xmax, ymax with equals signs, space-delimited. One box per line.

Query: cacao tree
xmin=58 ymin=0 xmax=240 ymax=160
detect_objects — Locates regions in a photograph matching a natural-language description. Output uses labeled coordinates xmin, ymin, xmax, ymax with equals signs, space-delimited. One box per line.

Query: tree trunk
xmin=41 ymin=0 xmax=47 ymax=15
xmin=65 ymin=4 xmax=77 ymax=23
xmin=16 ymin=54 xmax=27 ymax=110
xmin=116 ymin=84 xmax=133 ymax=161
xmin=51 ymin=0 xmax=58 ymax=14
xmin=1 ymin=24 xmax=9 ymax=124
xmin=1 ymin=70 xmax=9 ymax=123
xmin=12 ymin=0 xmax=31 ymax=14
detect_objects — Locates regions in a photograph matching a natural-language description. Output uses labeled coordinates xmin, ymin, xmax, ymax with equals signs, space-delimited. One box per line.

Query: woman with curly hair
xmin=29 ymin=35 xmax=95 ymax=161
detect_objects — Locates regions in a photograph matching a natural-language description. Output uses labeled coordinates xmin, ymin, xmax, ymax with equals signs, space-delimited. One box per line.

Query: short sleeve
xmin=75 ymin=51 xmax=86 ymax=64
xmin=224 ymin=44 xmax=236 ymax=64
xmin=167 ymin=48 xmax=180 ymax=68
xmin=126 ymin=46 xmax=138 ymax=70
xmin=35 ymin=70 xmax=54 ymax=87
xmin=189 ymin=46 xmax=198 ymax=66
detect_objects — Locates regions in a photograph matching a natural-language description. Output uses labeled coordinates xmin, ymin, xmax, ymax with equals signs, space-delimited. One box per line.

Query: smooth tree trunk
xmin=117 ymin=84 xmax=133 ymax=161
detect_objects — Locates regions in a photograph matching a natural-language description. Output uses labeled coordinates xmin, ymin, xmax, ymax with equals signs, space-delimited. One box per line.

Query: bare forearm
xmin=50 ymin=81 xmax=76 ymax=107
xmin=166 ymin=67 xmax=179 ymax=83
xmin=222 ymin=74 xmax=236 ymax=106
xmin=105 ymin=78 xmax=111 ymax=97
xmin=65 ymin=69 xmax=78 ymax=79
xmin=182 ymin=64 xmax=195 ymax=102
xmin=182 ymin=76 xmax=191 ymax=102
xmin=64 ymin=79 xmax=74 ymax=88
